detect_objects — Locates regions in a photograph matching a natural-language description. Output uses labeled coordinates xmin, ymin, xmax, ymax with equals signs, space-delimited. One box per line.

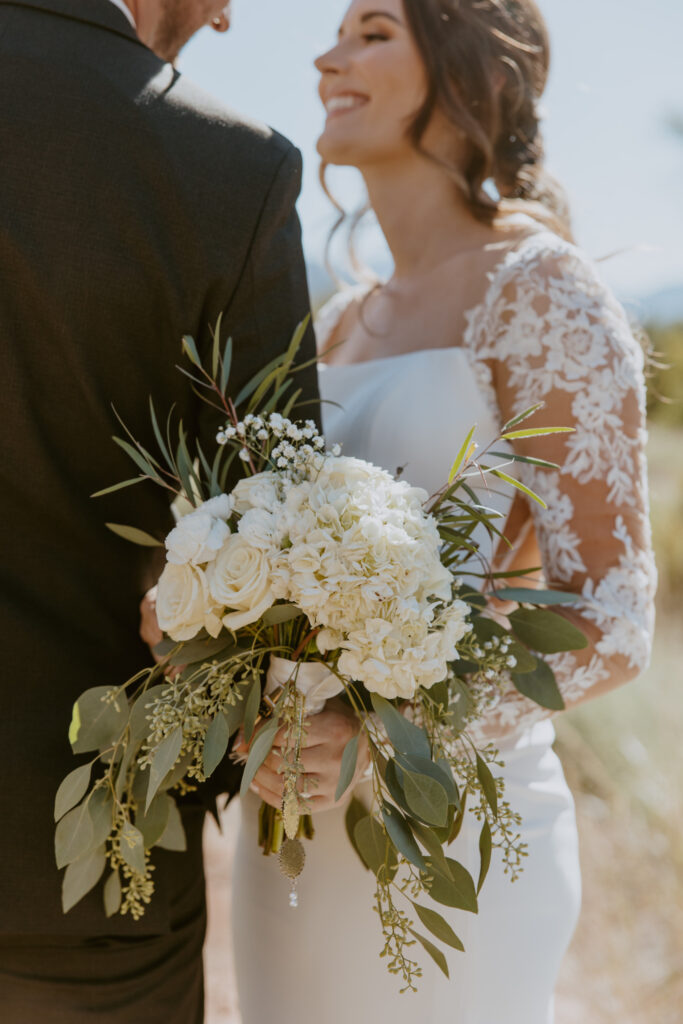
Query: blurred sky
xmin=178 ymin=0 xmax=683 ymax=301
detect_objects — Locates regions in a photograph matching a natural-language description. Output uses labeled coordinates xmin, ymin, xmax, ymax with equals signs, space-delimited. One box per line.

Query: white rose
xmin=231 ymin=472 xmax=280 ymax=514
xmin=208 ymin=534 xmax=275 ymax=630
xmin=237 ymin=507 xmax=277 ymax=551
xmin=156 ymin=563 xmax=223 ymax=642
xmin=165 ymin=494 xmax=232 ymax=566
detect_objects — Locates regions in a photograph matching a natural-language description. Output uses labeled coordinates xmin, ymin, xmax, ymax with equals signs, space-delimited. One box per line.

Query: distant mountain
xmin=630 ymin=286 xmax=683 ymax=325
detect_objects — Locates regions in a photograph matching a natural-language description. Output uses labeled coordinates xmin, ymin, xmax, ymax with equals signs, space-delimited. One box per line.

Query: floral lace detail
xmin=316 ymin=232 xmax=657 ymax=738
xmin=465 ymin=233 xmax=656 ymax=735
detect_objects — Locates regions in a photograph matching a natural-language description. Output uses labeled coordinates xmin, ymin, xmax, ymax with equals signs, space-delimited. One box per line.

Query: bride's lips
xmin=324 ymin=92 xmax=370 ymax=120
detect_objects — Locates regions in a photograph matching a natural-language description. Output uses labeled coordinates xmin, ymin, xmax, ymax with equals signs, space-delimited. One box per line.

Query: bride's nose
xmin=314 ymin=42 xmax=347 ymax=75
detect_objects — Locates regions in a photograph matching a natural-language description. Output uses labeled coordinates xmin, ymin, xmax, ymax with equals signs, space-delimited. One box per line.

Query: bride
xmin=232 ymin=1 xmax=656 ymax=1021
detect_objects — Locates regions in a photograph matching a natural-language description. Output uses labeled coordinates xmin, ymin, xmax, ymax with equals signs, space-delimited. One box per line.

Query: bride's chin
xmin=316 ymin=135 xmax=362 ymax=168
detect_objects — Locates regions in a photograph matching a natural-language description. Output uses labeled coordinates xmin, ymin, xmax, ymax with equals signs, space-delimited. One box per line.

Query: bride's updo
xmin=403 ymin=0 xmax=572 ymax=238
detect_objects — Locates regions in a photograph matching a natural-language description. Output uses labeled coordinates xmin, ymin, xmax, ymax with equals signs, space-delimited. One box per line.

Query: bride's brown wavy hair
xmin=322 ymin=0 xmax=573 ymax=275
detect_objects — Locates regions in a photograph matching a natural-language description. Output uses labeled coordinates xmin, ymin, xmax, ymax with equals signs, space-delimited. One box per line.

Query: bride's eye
xmin=362 ymin=32 xmax=389 ymax=43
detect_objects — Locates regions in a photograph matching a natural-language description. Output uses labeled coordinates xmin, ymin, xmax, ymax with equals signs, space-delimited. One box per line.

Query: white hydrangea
xmin=268 ymin=455 xmax=470 ymax=698
xmin=158 ymin=452 xmax=471 ymax=696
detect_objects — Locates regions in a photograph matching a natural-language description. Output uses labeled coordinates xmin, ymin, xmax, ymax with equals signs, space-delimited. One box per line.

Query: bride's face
xmin=315 ymin=0 xmax=428 ymax=167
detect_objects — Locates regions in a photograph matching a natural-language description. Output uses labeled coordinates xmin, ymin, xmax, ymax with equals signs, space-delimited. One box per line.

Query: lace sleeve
xmin=468 ymin=238 xmax=657 ymax=736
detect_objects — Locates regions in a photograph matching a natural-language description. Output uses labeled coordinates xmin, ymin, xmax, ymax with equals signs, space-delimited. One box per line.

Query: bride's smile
xmin=316 ymin=0 xmax=428 ymax=167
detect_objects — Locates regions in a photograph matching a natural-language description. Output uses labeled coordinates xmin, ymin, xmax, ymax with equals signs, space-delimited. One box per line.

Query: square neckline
xmin=316 ymin=225 xmax=560 ymax=371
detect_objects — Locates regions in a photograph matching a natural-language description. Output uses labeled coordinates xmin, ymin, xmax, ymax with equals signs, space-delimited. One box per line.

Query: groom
xmin=0 ymin=1 xmax=339 ymax=1020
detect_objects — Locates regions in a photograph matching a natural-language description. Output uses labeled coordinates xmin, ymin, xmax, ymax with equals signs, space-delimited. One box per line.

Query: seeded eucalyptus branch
xmin=55 ymin=317 xmax=588 ymax=990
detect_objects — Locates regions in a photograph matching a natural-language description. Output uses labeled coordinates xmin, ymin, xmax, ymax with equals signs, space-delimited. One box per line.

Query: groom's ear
xmin=211 ymin=2 xmax=232 ymax=33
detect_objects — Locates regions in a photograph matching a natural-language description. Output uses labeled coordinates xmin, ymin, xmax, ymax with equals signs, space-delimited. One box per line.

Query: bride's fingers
xmin=249 ymin=780 xmax=280 ymax=809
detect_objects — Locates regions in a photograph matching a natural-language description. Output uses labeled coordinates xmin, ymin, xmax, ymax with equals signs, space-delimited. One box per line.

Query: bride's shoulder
xmin=487 ymin=226 xmax=618 ymax=311
xmin=467 ymin=223 xmax=643 ymax=373
xmin=314 ymin=282 xmax=373 ymax=356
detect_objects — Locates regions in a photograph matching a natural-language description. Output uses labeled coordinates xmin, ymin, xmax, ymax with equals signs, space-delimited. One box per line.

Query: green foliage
xmin=646 ymin=321 xmax=683 ymax=427
xmin=202 ymin=712 xmax=231 ymax=779
xmin=69 ymin=687 xmax=128 ymax=754
xmin=62 ymin=846 xmax=107 ymax=914
xmin=509 ymin=607 xmax=588 ymax=655
xmin=239 ymin=718 xmax=280 ymax=798
xmin=334 ymin=734 xmax=359 ymax=802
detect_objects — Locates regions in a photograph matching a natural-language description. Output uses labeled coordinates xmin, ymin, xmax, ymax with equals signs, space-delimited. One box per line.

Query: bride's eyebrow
xmin=338 ymin=10 xmax=404 ymax=37
xmin=359 ymin=11 xmax=403 ymax=24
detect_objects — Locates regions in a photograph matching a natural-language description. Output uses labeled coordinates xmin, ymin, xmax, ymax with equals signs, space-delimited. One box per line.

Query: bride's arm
xmin=472 ymin=243 xmax=657 ymax=738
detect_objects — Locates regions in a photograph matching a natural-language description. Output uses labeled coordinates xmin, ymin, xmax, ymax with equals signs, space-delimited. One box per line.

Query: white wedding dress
xmin=231 ymin=229 xmax=656 ymax=1023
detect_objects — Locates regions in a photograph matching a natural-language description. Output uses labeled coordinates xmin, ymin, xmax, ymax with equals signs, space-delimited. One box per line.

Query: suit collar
xmin=0 ymin=0 xmax=145 ymax=49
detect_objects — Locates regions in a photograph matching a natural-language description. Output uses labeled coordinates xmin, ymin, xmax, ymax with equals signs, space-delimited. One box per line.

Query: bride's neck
xmin=360 ymin=156 xmax=486 ymax=279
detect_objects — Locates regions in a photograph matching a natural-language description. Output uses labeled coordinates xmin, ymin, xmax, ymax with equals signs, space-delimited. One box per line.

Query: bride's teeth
xmin=327 ymin=96 xmax=364 ymax=113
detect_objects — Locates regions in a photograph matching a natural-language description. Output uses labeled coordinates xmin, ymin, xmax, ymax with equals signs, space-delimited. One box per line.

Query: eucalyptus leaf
xmin=146 ymin=727 xmax=183 ymax=812
xmin=159 ymin=750 xmax=194 ymax=793
xmin=384 ymin=759 xmax=411 ymax=816
xmin=118 ymin=822 xmax=146 ymax=876
xmin=492 ymin=587 xmax=578 ymax=606
xmin=224 ymin=697 xmax=247 ymax=737
xmin=411 ymin=902 xmax=465 ymax=952
xmin=181 ymin=334 xmax=202 ymax=369
xmin=243 ymin=677 xmax=263 ymax=744
xmin=114 ymin=740 xmax=137 ymax=801
xmin=334 ymin=734 xmax=359 ymax=802
xmin=424 ymin=857 xmax=478 ymax=913
xmin=489 ymin=469 xmax=547 ymax=509
xmin=476 ymin=755 xmax=498 ymax=817
xmin=397 ymin=755 xmax=458 ymax=807
xmin=370 ymin=694 xmax=431 ymax=759
xmin=62 ymin=845 xmax=107 ymax=914
xmin=70 ymin=686 xmax=128 ymax=754
xmin=55 ymin=799 xmax=94 ymax=869
xmin=156 ymin=797 xmax=187 ymax=852
xmin=345 ymin=796 xmax=369 ymax=867
xmin=448 ymin=678 xmax=476 ymax=735
xmin=136 ymin=793 xmax=171 ymax=848
xmin=408 ymin=929 xmax=449 ymax=978
xmin=399 ymin=768 xmax=449 ymax=827
xmin=410 ymin=820 xmax=451 ymax=878
xmin=240 ymin=718 xmax=280 ymax=798
xmin=112 ymin=436 xmax=160 ymax=477
xmin=220 ymin=336 xmax=233 ymax=396
xmin=509 ymin=608 xmax=588 ymax=654
xmin=169 ymin=634 xmax=236 ymax=666
xmin=477 ymin=820 xmax=493 ymax=894
xmin=448 ymin=424 xmax=477 ymax=482
xmin=261 ymin=604 xmax=303 ymax=626
xmin=129 ymin=684 xmax=169 ymax=744
xmin=103 ymin=868 xmax=122 ymax=918
xmin=381 ymin=804 xmax=428 ymax=872
xmin=54 ymin=762 xmax=93 ymax=822
xmin=500 ymin=426 xmax=574 ymax=441
xmin=354 ymin=815 xmax=397 ymax=882
xmin=105 ymin=523 xmax=162 ymax=547
xmin=511 ymin=659 xmax=565 ymax=711
xmin=88 ymin=787 xmax=115 ymax=851
xmin=448 ymin=790 xmax=468 ymax=845
xmin=91 ymin=477 xmax=145 ymax=498
xmin=149 ymin=396 xmax=172 ymax=466
xmin=203 ymin=712 xmax=230 ymax=779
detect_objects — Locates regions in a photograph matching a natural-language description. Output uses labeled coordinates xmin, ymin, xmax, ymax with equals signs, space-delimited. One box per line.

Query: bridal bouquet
xmin=55 ymin=320 xmax=586 ymax=990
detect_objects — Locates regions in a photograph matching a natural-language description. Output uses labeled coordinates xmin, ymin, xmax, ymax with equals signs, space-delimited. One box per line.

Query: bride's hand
xmin=139 ymin=587 xmax=164 ymax=660
xmin=236 ymin=698 xmax=370 ymax=813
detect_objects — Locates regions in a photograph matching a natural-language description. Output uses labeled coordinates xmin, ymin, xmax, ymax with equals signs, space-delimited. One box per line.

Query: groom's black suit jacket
xmin=0 ymin=0 xmax=319 ymax=935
